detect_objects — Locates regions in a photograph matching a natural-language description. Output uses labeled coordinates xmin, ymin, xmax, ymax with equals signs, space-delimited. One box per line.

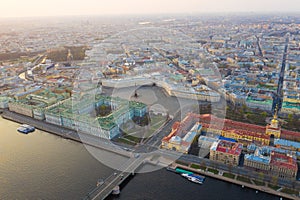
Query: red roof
xmin=282 ymin=129 xmax=300 ymax=137
xmin=200 ymin=114 xmax=266 ymax=133
xmin=201 ymin=119 xmax=269 ymax=140
xmin=270 ymin=152 xmax=298 ymax=171
xmin=162 ymin=129 xmax=177 ymax=142
xmin=163 ymin=112 xmax=300 ymax=144
xmin=162 ymin=113 xmax=201 ymax=142
xmin=215 ymin=140 xmax=243 ymax=155
xmin=172 ymin=122 xmax=180 ymax=131
xmin=178 ymin=70 xmax=188 ymax=74
xmin=201 ymin=114 xmax=300 ymax=140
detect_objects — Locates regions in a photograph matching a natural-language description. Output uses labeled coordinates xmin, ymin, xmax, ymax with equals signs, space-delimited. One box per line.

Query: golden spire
xmin=273 ymin=104 xmax=278 ymax=119
xmin=271 ymin=104 xmax=279 ymax=128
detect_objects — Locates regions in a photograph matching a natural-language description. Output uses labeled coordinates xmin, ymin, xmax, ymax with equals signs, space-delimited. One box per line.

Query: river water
xmin=0 ymin=117 xmax=113 ymax=199
xmin=0 ymin=116 xmax=284 ymax=200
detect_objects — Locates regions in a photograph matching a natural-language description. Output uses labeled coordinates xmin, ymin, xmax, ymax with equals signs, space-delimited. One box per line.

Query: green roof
xmin=282 ymin=102 xmax=300 ymax=110
xmin=97 ymin=116 xmax=117 ymax=130
xmin=246 ymin=97 xmax=272 ymax=105
xmin=45 ymin=94 xmax=147 ymax=131
xmin=129 ymin=101 xmax=147 ymax=109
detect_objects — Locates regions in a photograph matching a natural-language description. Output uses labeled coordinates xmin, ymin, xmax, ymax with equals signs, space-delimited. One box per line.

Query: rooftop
xmin=182 ymin=131 xmax=197 ymax=143
xmin=46 ymin=94 xmax=147 ymax=131
xmin=211 ymin=140 xmax=243 ymax=156
xmin=270 ymin=152 xmax=298 ymax=170
xmin=162 ymin=113 xmax=202 ymax=146
xmin=244 ymin=153 xmax=271 ymax=164
xmin=200 ymin=114 xmax=266 ymax=133
xmin=274 ymin=139 xmax=300 ymax=149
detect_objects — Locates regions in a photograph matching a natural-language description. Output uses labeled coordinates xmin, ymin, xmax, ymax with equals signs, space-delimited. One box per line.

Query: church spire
xmin=266 ymin=104 xmax=281 ymax=138
xmin=273 ymin=104 xmax=278 ymax=119
xmin=271 ymin=104 xmax=279 ymax=129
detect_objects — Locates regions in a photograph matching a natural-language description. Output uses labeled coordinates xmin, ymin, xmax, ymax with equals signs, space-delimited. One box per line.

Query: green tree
xmin=287 ymin=113 xmax=293 ymax=123
xmin=261 ymin=111 xmax=268 ymax=119
xmin=242 ymin=104 xmax=248 ymax=112
xmin=271 ymin=175 xmax=278 ymax=186
xmin=258 ymin=172 xmax=265 ymax=182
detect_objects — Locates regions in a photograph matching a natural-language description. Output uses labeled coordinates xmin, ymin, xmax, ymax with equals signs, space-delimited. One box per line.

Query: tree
xmin=261 ymin=111 xmax=268 ymax=120
xmin=258 ymin=172 xmax=265 ymax=182
xmin=289 ymin=65 xmax=296 ymax=70
xmin=271 ymin=175 xmax=278 ymax=186
xmin=287 ymin=113 xmax=293 ymax=123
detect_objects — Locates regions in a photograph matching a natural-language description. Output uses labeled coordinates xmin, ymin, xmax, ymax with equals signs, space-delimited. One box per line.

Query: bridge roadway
xmin=85 ymin=144 xmax=300 ymax=200
xmin=84 ymin=148 xmax=186 ymax=200
xmin=83 ymin=110 xmax=183 ymax=200
xmin=85 ymin=155 xmax=147 ymax=200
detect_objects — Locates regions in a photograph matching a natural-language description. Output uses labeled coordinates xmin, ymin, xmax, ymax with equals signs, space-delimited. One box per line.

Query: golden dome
xmin=271 ymin=118 xmax=278 ymax=124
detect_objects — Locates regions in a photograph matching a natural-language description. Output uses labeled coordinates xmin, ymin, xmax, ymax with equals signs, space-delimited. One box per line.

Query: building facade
xmin=209 ymin=140 xmax=243 ymax=166
xmin=244 ymin=147 xmax=271 ymax=171
xmin=244 ymin=145 xmax=298 ymax=179
xmin=161 ymin=113 xmax=202 ymax=154
xmin=200 ymin=114 xmax=270 ymax=145
xmin=265 ymin=108 xmax=281 ymax=138
xmin=270 ymin=152 xmax=298 ymax=179
xmin=44 ymin=94 xmax=148 ymax=139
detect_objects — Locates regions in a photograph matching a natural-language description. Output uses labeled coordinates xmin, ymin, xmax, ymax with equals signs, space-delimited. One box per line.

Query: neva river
xmin=0 ymin=117 xmax=283 ymax=200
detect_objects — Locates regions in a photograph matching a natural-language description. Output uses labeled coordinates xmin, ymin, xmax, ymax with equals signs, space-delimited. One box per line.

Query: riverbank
xmin=0 ymin=115 xmax=280 ymax=200
xmin=1 ymin=110 xmax=131 ymax=158
xmin=171 ymin=163 xmax=299 ymax=200
xmin=2 ymin=109 xmax=300 ymax=199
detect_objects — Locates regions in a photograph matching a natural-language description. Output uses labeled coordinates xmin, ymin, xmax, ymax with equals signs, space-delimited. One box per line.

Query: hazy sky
xmin=0 ymin=0 xmax=299 ymax=18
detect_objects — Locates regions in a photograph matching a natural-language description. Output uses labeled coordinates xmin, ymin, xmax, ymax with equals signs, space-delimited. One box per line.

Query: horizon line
xmin=1 ymin=11 xmax=300 ymax=20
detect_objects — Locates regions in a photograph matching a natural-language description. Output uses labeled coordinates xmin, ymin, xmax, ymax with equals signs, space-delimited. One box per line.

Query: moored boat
xmin=167 ymin=166 xmax=205 ymax=185
xmin=17 ymin=124 xmax=35 ymax=134
xmin=187 ymin=176 xmax=203 ymax=184
xmin=21 ymin=124 xmax=35 ymax=132
xmin=112 ymin=186 xmax=120 ymax=195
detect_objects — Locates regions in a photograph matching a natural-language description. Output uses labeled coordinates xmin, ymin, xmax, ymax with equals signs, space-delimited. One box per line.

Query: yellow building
xmin=200 ymin=117 xmax=270 ymax=146
xmin=161 ymin=113 xmax=202 ymax=154
xmin=220 ymin=130 xmax=270 ymax=146
xmin=265 ymin=108 xmax=281 ymax=138
xmin=210 ymin=140 xmax=243 ymax=166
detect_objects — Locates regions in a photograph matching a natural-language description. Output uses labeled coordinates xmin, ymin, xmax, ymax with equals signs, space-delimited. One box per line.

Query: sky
xmin=0 ymin=0 xmax=299 ymax=18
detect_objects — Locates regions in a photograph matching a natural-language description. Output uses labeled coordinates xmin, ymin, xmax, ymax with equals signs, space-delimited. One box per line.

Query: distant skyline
xmin=0 ymin=0 xmax=299 ymax=18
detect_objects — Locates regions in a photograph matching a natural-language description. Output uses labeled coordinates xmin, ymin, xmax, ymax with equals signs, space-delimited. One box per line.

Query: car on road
xmin=123 ymin=147 xmax=130 ymax=151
